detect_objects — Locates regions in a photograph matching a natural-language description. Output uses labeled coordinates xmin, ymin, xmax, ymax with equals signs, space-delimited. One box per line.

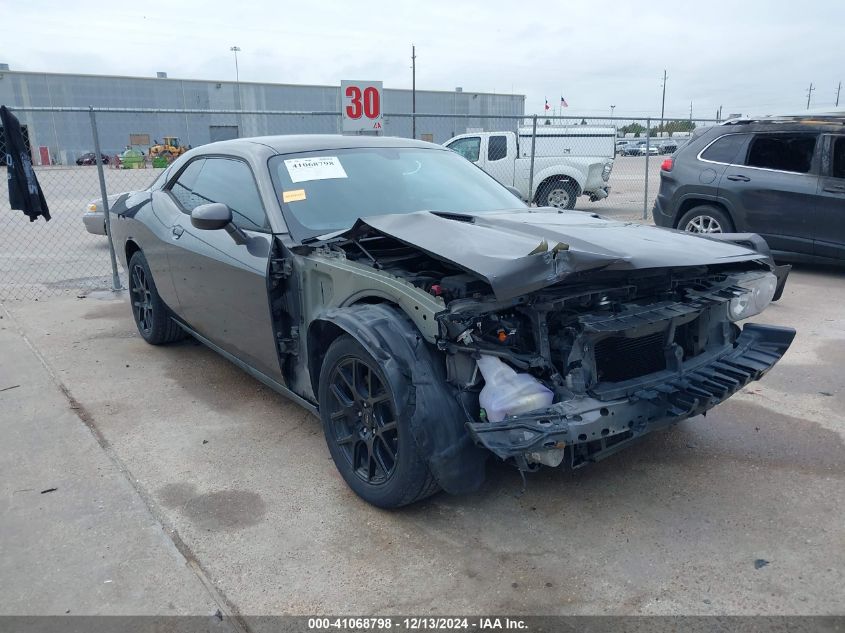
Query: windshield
xmin=269 ymin=146 xmax=524 ymax=240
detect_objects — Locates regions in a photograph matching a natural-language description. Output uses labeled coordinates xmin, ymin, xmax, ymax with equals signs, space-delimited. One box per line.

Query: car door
xmin=159 ymin=155 xmax=282 ymax=382
xmin=476 ymin=134 xmax=515 ymax=186
xmin=815 ymin=134 xmax=845 ymax=260
xmin=718 ymin=132 xmax=819 ymax=255
xmin=446 ymin=136 xmax=481 ymax=163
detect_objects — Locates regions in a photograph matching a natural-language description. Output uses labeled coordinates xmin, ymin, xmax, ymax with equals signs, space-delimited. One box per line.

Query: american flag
xmin=561 ymin=96 xmax=569 ymax=108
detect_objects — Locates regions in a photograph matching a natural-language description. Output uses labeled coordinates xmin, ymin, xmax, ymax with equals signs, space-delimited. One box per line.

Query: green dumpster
xmin=121 ymin=148 xmax=145 ymax=169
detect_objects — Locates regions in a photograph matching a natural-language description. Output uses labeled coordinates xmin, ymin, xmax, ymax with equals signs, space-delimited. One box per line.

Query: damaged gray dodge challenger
xmin=108 ymin=135 xmax=795 ymax=508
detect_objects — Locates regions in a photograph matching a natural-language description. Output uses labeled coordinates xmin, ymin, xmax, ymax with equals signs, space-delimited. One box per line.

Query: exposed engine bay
xmin=330 ymin=226 xmax=794 ymax=471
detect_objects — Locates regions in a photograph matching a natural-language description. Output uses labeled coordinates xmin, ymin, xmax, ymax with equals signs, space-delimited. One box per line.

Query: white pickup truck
xmin=444 ymin=126 xmax=615 ymax=209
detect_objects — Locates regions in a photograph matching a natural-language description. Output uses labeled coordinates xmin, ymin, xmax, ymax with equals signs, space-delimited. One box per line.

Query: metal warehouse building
xmin=0 ymin=68 xmax=525 ymax=165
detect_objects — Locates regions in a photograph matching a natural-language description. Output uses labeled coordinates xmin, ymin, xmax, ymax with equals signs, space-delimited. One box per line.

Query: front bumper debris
xmin=466 ymin=323 xmax=795 ymax=467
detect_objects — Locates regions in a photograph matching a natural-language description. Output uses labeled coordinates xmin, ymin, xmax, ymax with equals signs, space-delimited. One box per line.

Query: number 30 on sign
xmin=341 ymin=80 xmax=383 ymax=133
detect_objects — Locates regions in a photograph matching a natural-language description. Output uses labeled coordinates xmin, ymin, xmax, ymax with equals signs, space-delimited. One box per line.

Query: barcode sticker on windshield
xmin=282 ymin=189 xmax=306 ymax=203
xmin=284 ymin=156 xmax=347 ymax=183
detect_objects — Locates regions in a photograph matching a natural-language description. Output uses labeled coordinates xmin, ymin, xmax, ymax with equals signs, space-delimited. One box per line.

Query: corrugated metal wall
xmin=0 ymin=71 xmax=525 ymax=163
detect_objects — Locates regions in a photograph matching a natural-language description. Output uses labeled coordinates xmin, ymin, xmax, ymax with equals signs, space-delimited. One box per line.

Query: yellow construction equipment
xmin=148 ymin=136 xmax=187 ymax=161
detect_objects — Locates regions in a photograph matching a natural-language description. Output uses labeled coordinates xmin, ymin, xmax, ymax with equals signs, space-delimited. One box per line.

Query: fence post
xmin=528 ymin=114 xmax=538 ymax=205
xmin=643 ymin=117 xmax=651 ymax=220
xmin=89 ymin=106 xmax=122 ymax=292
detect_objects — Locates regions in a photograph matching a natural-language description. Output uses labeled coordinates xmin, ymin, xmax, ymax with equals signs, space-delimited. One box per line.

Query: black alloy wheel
xmin=130 ymin=262 xmax=154 ymax=335
xmin=318 ymin=335 xmax=439 ymax=508
xmin=326 ymin=355 xmax=399 ymax=485
xmin=127 ymin=250 xmax=186 ymax=345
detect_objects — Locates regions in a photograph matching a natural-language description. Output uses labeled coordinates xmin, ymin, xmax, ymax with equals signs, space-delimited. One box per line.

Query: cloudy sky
xmin=3 ymin=0 xmax=842 ymax=119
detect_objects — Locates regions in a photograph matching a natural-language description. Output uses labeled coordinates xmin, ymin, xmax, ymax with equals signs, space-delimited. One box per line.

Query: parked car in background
xmin=637 ymin=141 xmax=660 ymax=156
xmin=445 ymin=126 xmax=614 ymax=209
xmin=106 ymin=134 xmax=793 ymax=508
xmin=658 ymin=139 xmax=680 ymax=154
xmin=76 ymin=152 xmax=110 ymax=166
xmin=82 ymin=193 xmax=124 ymax=235
xmin=653 ymin=116 xmax=845 ymax=263
xmin=83 ymin=168 xmax=171 ymax=236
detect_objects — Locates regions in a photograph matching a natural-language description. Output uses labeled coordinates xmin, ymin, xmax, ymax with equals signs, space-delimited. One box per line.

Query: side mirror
xmin=190 ymin=203 xmax=247 ymax=244
xmin=191 ymin=203 xmax=232 ymax=230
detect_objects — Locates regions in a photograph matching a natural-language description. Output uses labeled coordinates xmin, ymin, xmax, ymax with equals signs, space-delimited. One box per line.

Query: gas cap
xmin=699 ymin=168 xmax=718 ymax=184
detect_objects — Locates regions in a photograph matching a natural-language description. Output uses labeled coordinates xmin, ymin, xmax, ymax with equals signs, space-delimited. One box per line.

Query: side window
xmin=168 ymin=159 xmax=205 ymax=210
xmin=488 ymin=135 xmax=508 ymax=161
xmin=832 ymin=137 xmax=845 ymax=179
xmin=190 ymin=158 xmax=268 ymax=231
xmin=700 ymin=134 xmax=748 ymax=164
xmin=447 ymin=137 xmax=481 ymax=162
xmin=746 ymin=134 xmax=817 ymax=174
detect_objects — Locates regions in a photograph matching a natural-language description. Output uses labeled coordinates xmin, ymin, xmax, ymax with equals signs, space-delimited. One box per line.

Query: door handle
xmin=823 ymin=185 xmax=845 ymax=194
xmin=726 ymin=174 xmax=751 ymax=182
xmin=171 ymin=225 xmax=184 ymax=238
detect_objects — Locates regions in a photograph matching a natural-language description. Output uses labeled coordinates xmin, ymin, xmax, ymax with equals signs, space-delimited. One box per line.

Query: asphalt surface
xmin=1 ymin=261 xmax=843 ymax=616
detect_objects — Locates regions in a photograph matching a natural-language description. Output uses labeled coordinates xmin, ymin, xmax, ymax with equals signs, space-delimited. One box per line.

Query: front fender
xmin=309 ymin=304 xmax=487 ymax=494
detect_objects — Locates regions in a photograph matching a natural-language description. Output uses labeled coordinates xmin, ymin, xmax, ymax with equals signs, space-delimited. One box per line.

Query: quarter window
xmin=169 ymin=159 xmax=205 ymax=210
xmin=488 ymin=135 xmax=508 ymax=161
xmin=746 ymin=134 xmax=817 ymax=174
xmin=447 ymin=137 xmax=481 ymax=162
xmin=700 ymin=134 xmax=748 ymax=164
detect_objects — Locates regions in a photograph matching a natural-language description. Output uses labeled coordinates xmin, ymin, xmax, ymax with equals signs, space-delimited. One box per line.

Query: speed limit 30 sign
xmin=341 ymin=80 xmax=383 ymax=133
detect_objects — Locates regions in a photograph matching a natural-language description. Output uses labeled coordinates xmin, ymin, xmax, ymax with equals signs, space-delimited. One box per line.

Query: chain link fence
xmin=1 ymin=107 xmax=719 ymax=301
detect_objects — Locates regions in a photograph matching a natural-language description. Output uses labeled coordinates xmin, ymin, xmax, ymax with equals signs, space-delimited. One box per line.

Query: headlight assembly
xmin=728 ymin=271 xmax=778 ymax=321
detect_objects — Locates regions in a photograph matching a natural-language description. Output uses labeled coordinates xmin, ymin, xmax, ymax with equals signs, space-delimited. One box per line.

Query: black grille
xmin=594 ymin=331 xmax=667 ymax=382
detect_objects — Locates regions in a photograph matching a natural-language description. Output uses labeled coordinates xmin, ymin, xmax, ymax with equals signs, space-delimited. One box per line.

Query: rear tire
xmin=318 ymin=335 xmax=438 ymax=508
xmin=678 ymin=205 xmax=735 ymax=234
xmin=128 ymin=250 xmax=186 ymax=345
xmin=537 ymin=179 xmax=578 ymax=210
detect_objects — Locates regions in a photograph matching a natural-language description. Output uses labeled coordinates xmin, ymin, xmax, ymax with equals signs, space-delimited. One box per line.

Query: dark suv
xmin=653 ymin=117 xmax=845 ymax=263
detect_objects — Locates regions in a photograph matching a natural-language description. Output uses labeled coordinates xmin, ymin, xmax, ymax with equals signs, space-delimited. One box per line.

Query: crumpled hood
xmin=341 ymin=209 xmax=767 ymax=300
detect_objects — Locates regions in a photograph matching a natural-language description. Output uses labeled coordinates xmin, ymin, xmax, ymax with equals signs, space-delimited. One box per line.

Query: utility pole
xmin=806 ymin=82 xmax=815 ymax=110
xmin=660 ymin=69 xmax=667 ymax=131
xmin=689 ymin=101 xmax=693 ymax=126
xmin=230 ymin=46 xmax=241 ymax=107
xmin=411 ymin=44 xmax=416 ymax=139
xmin=230 ymin=45 xmax=242 ymax=134
xmin=836 ymin=81 xmax=842 ymax=107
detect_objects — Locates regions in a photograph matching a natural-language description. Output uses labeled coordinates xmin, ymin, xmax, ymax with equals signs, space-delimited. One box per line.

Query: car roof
xmin=191 ymin=134 xmax=443 ymax=159
xmin=718 ymin=117 xmax=845 ymax=134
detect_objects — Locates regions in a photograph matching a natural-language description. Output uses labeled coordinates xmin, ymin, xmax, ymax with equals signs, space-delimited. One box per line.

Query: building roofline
xmin=0 ymin=69 xmax=525 ymax=99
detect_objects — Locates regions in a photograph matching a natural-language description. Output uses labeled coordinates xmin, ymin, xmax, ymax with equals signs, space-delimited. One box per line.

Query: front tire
xmin=128 ymin=250 xmax=186 ymax=345
xmin=318 ymin=335 xmax=438 ymax=508
xmin=678 ymin=205 xmax=735 ymax=234
xmin=538 ymin=179 xmax=578 ymax=210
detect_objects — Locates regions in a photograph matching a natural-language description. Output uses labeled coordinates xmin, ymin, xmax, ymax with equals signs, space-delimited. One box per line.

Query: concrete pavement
xmin=0 ymin=303 xmax=232 ymax=620
xmin=1 ymin=263 xmax=843 ymax=617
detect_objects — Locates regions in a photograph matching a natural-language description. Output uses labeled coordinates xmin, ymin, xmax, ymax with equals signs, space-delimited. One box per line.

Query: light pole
xmin=610 ymin=104 xmax=616 ymax=119
xmin=230 ymin=45 xmax=242 ymax=134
